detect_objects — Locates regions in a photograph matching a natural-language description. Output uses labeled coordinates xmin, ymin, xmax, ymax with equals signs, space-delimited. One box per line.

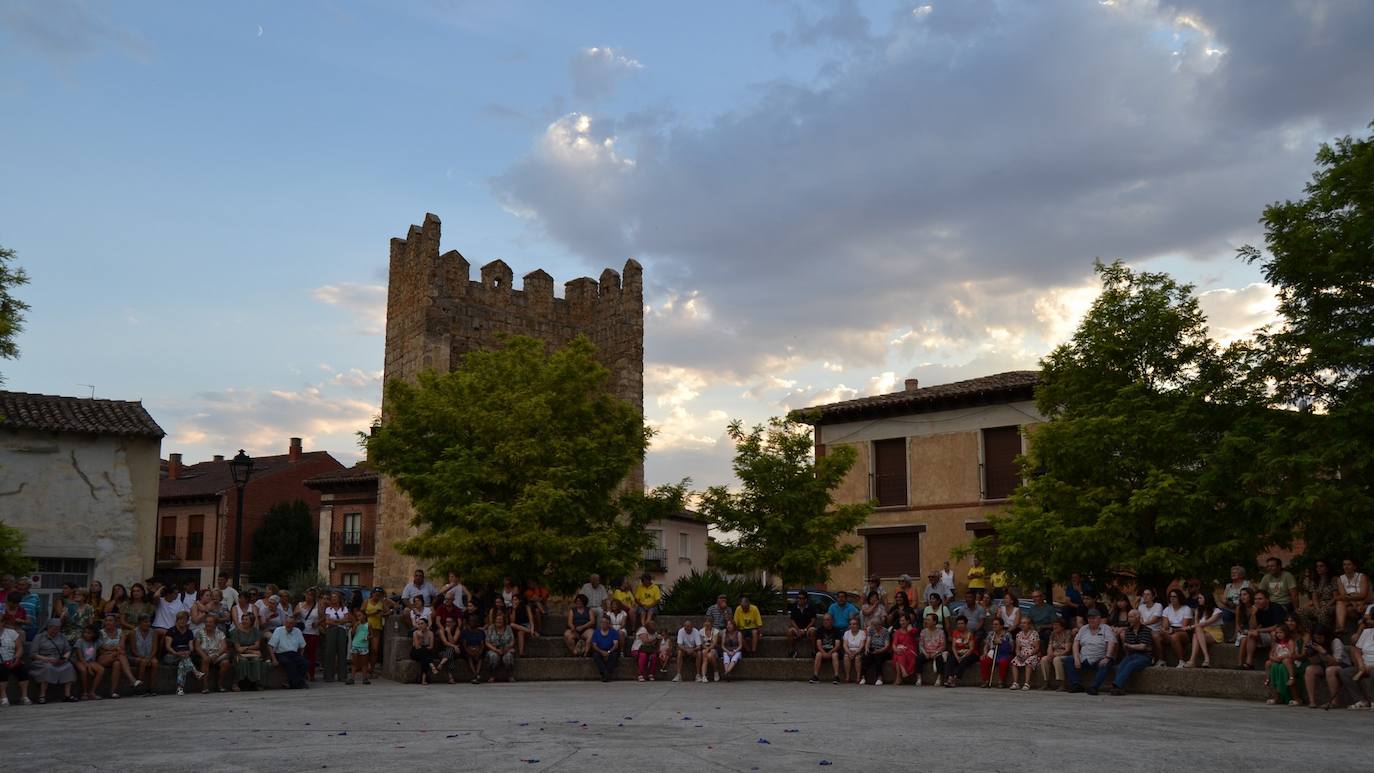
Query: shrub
xmin=660 ymin=569 xmax=784 ymax=615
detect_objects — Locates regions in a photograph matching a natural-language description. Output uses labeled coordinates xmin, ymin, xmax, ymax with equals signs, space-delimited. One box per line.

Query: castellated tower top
xmin=375 ymin=213 xmax=646 ymax=588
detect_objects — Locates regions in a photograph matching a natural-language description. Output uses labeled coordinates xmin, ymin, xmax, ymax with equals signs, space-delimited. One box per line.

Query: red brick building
xmin=156 ymin=438 xmax=343 ymax=588
xmin=304 ymin=464 xmax=379 ymax=588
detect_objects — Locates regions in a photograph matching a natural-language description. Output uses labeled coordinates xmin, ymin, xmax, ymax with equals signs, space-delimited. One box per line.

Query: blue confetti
xmin=519 ymin=759 xmax=540 ymax=764
xmin=337 ymin=732 xmax=347 ymax=736
xmin=784 ymin=729 xmax=799 ymax=733
xmin=519 ymin=722 xmax=530 ymax=726
xmin=682 ymin=716 xmax=692 ymax=720
xmin=617 ymin=723 xmax=624 ymax=727
xmin=819 ymin=761 xmax=833 ymax=766
xmin=757 ymin=738 xmax=770 ymax=744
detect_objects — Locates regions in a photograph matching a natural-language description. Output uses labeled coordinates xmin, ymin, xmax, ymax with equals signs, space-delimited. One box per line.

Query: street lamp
xmin=228 ymin=449 xmax=254 ymax=589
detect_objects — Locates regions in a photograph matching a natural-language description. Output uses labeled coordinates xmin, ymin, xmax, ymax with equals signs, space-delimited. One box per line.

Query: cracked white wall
xmin=0 ymin=429 xmax=161 ymax=586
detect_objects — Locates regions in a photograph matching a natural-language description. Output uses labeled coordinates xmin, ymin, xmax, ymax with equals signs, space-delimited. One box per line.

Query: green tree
xmin=0 ymin=245 xmax=30 ymax=385
xmin=1240 ymin=121 xmax=1374 ymax=562
xmin=698 ymin=417 xmax=873 ymax=586
xmin=249 ymin=500 xmax=316 ymax=586
xmin=963 ymin=261 xmax=1268 ymax=591
xmin=0 ymin=521 xmax=35 ymax=578
xmin=367 ymin=335 xmax=679 ymax=592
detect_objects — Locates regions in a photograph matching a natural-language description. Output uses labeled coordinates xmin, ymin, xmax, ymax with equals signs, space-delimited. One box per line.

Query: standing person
xmin=484 ymin=612 xmax=516 ymax=683
xmin=30 ymin=618 xmax=77 ymax=703
xmin=215 ymin=573 xmax=238 ymax=610
xmin=1060 ymin=572 xmax=1093 ymax=626
xmin=508 ymin=595 xmax=537 ymax=657
xmin=61 ymin=589 xmax=95 ymax=644
xmin=1161 ymin=589 xmax=1194 ymax=667
xmin=733 ymin=595 xmax=763 ymax=654
xmin=966 ymin=556 xmax=987 ymax=599
xmin=14 ymin=578 xmax=41 ymax=641
xmin=1188 ymin=592 xmax=1223 ymax=668
xmin=719 ymin=620 xmax=743 ymax=681
xmin=862 ymin=617 xmax=892 ymax=686
xmin=841 ymin=616 xmax=867 ymax=684
xmin=958 ymin=591 xmax=986 ymax=645
xmin=895 ymin=575 xmax=918 ymax=607
xmin=578 ymin=574 xmax=609 ymax=622
xmin=1039 ymin=618 xmax=1072 ymax=690
xmin=268 ymin=615 xmax=310 ymax=689
xmin=706 ymin=594 xmax=732 ymax=632
xmin=163 ymin=612 xmax=203 ymax=696
xmin=439 ymin=571 xmax=468 ymax=609
xmin=410 ymin=618 xmax=438 ymax=685
xmin=811 ymin=613 xmax=842 ymax=684
xmin=1026 ymin=590 xmax=1057 ymax=648
xmin=1135 ymin=589 xmax=1166 ymax=664
xmin=631 ymin=624 xmax=661 ymax=682
xmin=402 ymin=569 xmax=438 ymax=608
xmin=73 ymin=626 xmax=105 ymax=700
xmin=1009 ymin=617 xmax=1041 ymax=690
xmin=229 ymin=613 xmax=265 ymax=691
xmin=347 ymin=608 xmax=371 ymax=685
xmin=980 ymin=618 xmax=1014 ymax=688
xmin=1336 ymin=559 xmax=1369 ymax=634
xmin=633 ymin=573 xmax=661 ymax=631
xmin=119 ymin=583 xmax=155 ymax=632
xmin=590 ymin=615 xmax=622 ymax=682
xmin=363 ymin=588 xmax=392 ymax=678
xmin=126 ymin=614 xmax=159 ymax=694
xmin=321 ymin=591 xmax=351 ymax=683
xmin=1063 ymin=609 xmax=1117 ymax=695
xmin=916 ymin=613 xmax=949 ymax=687
xmin=295 ymin=588 xmax=322 ymax=681
xmin=459 ymin=614 xmax=486 ymax=685
xmin=564 ymin=594 xmax=595 ymax=656
xmin=1111 ymin=610 xmax=1155 ymax=696
xmin=700 ymin=617 xmax=722 ymax=682
xmin=674 ymin=619 xmax=705 ymax=683
xmin=890 ymin=614 xmax=918 ymax=686
xmin=194 ymin=612 xmax=230 ymax=693
xmin=786 ymin=593 xmax=815 ymax=658
xmin=826 ymin=592 xmax=860 ymax=631
xmin=1300 ymin=559 xmax=1337 ymax=632
xmin=939 ymin=561 xmax=956 ymax=597
xmin=97 ymin=614 xmax=138 ymax=697
xmin=1259 ymin=557 xmax=1299 ymax=613
xmin=0 ymin=614 xmax=31 ymax=705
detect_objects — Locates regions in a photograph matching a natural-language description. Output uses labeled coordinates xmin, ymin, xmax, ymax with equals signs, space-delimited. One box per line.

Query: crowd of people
xmin=3 ymin=555 xmax=1373 ymax=710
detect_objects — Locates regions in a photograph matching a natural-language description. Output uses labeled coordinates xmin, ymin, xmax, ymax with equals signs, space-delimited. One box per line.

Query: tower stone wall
xmin=374 ymin=213 xmax=645 ymax=588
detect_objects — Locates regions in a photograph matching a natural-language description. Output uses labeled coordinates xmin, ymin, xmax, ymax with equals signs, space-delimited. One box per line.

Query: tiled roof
xmin=304 ymin=463 xmax=378 ymax=489
xmin=793 ymin=371 xmax=1041 ymax=425
xmin=0 ymin=391 xmax=165 ymax=438
xmin=159 ymin=451 xmax=336 ymax=499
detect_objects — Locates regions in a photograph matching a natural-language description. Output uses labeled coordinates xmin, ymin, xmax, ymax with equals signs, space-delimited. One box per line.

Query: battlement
xmin=377 ymin=213 xmax=646 ymax=588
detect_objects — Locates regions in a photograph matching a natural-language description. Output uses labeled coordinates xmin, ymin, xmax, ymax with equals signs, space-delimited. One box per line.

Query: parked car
xmin=782 ymin=588 xmax=842 ymax=613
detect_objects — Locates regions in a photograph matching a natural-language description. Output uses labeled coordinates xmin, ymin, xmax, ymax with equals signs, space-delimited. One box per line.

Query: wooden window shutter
xmin=982 ymin=425 xmax=1021 ymax=500
xmin=866 ymin=532 xmax=921 ymax=578
xmin=872 ymin=438 xmax=907 ymax=507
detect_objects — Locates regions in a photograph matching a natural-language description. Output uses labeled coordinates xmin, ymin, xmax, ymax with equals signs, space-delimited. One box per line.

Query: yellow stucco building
xmin=798 ymin=372 xmax=1043 ymax=594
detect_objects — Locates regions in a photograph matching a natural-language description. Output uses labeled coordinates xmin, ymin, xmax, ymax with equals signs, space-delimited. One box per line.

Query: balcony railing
xmin=156 ymin=537 xmax=183 ymax=563
xmin=642 ymin=547 xmax=667 ymax=572
xmin=330 ymin=531 xmax=375 ymax=558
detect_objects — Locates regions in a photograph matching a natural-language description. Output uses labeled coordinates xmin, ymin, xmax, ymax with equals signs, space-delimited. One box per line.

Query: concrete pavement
xmin=1 ymin=679 xmax=1363 ymax=772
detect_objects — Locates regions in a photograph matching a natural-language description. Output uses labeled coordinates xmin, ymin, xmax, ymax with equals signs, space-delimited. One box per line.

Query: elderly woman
xmin=229 ymin=613 xmax=266 ymax=691
xmin=97 ymin=614 xmax=138 ymax=697
xmin=485 ymin=611 xmax=517 ymax=683
xmin=126 ymin=614 xmax=160 ymax=694
xmin=30 ymin=618 xmax=77 ymax=703
xmin=195 ymin=612 xmax=231 ymax=692
xmin=61 ymin=588 xmax=95 ymax=644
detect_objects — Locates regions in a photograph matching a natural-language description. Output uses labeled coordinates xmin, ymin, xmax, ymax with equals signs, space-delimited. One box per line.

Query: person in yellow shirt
xmin=967 ymin=556 xmax=987 ymax=599
xmin=733 ymin=595 xmax=764 ymax=653
xmin=633 ymin=573 xmax=662 ymax=630
xmin=610 ymin=578 xmax=635 ymax=616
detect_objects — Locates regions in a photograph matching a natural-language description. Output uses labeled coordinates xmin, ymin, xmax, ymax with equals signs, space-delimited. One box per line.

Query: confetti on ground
xmin=519 ymin=759 xmax=540 ymax=764
xmin=617 ymin=723 xmax=623 ymax=727
xmin=757 ymin=738 xmax=770 ymax=744
xmin=819 ymin=761 xmax=833 ymax=766
xmin=337 ymin=732 xmax=347 ymax=736
xmin=519 ymin=722 xmax=530 ymax=726
xmin=682 ymin=716 xmax=692 ymax=720
xmin=446 ymin=734 xmax=460 ymax=738
xmin=624 ymin=716 xmax=633 ymax=720
xmin=784 ymin=729 xmax=799 ymax=733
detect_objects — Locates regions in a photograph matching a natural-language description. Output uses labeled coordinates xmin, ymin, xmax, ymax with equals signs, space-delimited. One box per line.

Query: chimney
xmin=288 ymin=437 xmax=302 ymax=463
xmin=904 ymin=378 xmax=920 ymax=392
xmin=212 ymin=454 xmax=224 ymax=463
xmin=366 ymin=424 xmax=380 ymax=463
xmin=168 ymin=453 xmax=182 ymax=480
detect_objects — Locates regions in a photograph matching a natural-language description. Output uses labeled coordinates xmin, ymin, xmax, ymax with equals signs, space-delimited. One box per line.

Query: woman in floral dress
xmin=1010 ymin=617 xmax=1041 ymax=690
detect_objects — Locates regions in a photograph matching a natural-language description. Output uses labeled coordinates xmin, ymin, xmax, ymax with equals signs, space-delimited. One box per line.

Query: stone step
xmin=538 ymin=614 xmax=789 ymax=637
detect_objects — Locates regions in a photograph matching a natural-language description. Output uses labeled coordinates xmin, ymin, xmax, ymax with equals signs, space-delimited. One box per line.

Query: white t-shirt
xmin=1355 ymin=628 xmax=1374 ymax=662
xmin=1161 ymin=604 xmax=1193 ymax=629
xmin=605 ymin=609 xmax=627 ymax=632
xmin=443 ymin=583 xmax=468 ymax=607
xmin=1340 ymin=573 xmax=1366 ymax=596
xmin=0 ymin=627 xmax=19 ymax=661
xmin=843 ymin=629 xmax=867 ymax=654
xmin=153 ymin=597 xmax=187 ymax=629
xmin=677 ymin=627 xmax=703 ymax=649
xmin=219 ymin=586 xmax=239 ymax=609
xmin=1137 ymin=602 xmax=1165 ymax=631
xmin=297 ymin=603 xmax=321 ymax=635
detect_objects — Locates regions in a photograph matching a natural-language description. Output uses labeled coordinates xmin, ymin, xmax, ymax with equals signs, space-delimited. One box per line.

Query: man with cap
xmin=705 ymin=594 xmax=732 ymax=630
xmin=787 ymin=591 xmax=817 ymax=658
xmin=1063 ymin=608 xmax=1117 ymax=694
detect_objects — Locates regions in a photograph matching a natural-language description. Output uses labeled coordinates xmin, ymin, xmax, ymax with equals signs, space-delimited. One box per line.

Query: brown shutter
xmin=866 ymin=532 xmax=921 ymax=577
xmin=872 ymin=438 xmax=907 ymax=507
xmin=982 ymin=426 xmax=1021 ymax=500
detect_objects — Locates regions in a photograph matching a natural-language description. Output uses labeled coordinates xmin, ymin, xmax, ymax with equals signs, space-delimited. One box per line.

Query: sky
xmin=2 ymin=0 xmax=1372 ymax=489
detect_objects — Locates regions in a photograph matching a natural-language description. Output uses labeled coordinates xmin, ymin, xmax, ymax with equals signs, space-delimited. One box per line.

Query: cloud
xmin=569 ymin=46 xmax=643 ymax=102
xmin=0 ymin=0 xmax=150 ymax=70
xmin=493 ymin=1 xmax=1374 ymax=392
xmin=1198 ymin=282 xmax=1279 ymax=345
xmin=312 ymin=282 xmax=387 ymax=335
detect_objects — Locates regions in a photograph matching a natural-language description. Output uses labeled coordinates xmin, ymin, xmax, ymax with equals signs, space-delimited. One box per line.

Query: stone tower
xmin=374 ymin=213 xmax=645 ymax=588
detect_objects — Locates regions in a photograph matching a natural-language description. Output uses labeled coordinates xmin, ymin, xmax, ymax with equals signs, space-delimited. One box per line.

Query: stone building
xmin=797 ymin=372 xmax=1044 ymax=593
xmin=156 ymin=438 xmax=343 ymax=588
xmin=375 ymin=213 xmax=646 ymax=588
xmin=304 ymin=463 xmax=378 ymax=588
xmin=0 ymin=391 xmax=164 ymax=613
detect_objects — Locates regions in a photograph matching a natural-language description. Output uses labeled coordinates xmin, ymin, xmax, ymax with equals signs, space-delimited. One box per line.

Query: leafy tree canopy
xmin=698 ymin=417 xmax=872 ymax=586
xmin=249 ymin=500 xmax=315 ymax=586
xmin=0 ymin=245 xmax=30 ymax=385
xmin=368 ymin=335 xmax=680 ymax=592
xmin=964 ymin=261 xmax=1270 ymax=590
xmin=0 ymin=521 xmax=35 ymax=579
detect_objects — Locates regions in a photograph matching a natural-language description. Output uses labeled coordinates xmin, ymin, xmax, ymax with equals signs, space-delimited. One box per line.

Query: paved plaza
xmin=1 ymin=680 xmax=1364 ymax=772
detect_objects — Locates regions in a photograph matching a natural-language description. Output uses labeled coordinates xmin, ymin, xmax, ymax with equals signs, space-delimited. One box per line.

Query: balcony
xmin=156 ymin=537 xmax=183 ymax=565
xmin=642 ymin=547 xmax=667 ymax=572
xmin=329 ymin=531 xmax=375 ymax=558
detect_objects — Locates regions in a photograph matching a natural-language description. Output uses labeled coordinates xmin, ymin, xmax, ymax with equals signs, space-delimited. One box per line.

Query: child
xmin=347 ymin=609 xmax=371 ymax=685
xmin=1264 ymin=624 xmax=1297 ymax=705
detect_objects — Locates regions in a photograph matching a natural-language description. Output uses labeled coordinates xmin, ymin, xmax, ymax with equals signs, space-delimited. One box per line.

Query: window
xmin=341 ymin=572 xmax=360 ymax=586
xmin=861 ymin=527 xmax=922 ymax=578
xmin=648 ymin=529 xmax=664 ymax=548
xmin=872 ymin=437 xmax=908 ymax=507
xmin=33 ymin=558 xmax=92 ymax=626
xmin=187 ymin=515 xmax=204 ymax=561
xmin=342 ymin=513 xmax=362 ymax=544
xmin=678 ymin=532 xmax=691 ymax=561
xmin=158 ymin=516 xmax=178 ymax=560
xmin=982 ymin=426 xmax=1022 ymax=500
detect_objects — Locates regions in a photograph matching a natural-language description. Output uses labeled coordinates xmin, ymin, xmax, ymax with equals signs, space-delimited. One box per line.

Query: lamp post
xmin=228 ymin=449 xmax=254 ymax=589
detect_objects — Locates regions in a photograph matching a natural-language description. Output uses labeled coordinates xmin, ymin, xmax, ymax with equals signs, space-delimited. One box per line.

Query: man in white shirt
xmin=1338 ymin=624 xmax=1374 ymax=708
xmin=152 ymin=586 xmax=187 ymax=631
xmin=939 ymin=562 xmax=956 ymax=597
xmin=674 ymin=619 xmax=705 ymax=683
xmin=920 ymin=572 xmax=953 ymax=605
xmin=578 ymin=574 xmax=609 ymax=622
xmin=402 ymin=569 xmax=438 ymax=607
xmin=216 ymin=573 xmax=238 ymax=609
xmin=439 ymin=571 xmax=468 ymax=608
xmin=1065 ymin=609 xmax=1118 ymax=695
xmin=268 ymin=615 xmax=309 ymax=689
